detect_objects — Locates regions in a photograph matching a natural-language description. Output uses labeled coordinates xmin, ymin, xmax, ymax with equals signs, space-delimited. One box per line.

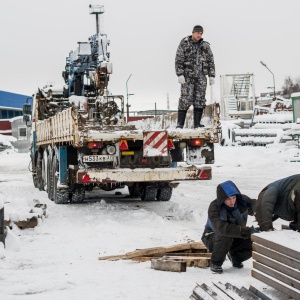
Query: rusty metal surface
xmin=77 ymin=166 xmax=212 ymax=184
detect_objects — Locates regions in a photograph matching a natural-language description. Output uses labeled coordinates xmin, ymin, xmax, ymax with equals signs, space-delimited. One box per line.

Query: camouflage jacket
xmin=175 ymin=36 xmax=215 ymax=79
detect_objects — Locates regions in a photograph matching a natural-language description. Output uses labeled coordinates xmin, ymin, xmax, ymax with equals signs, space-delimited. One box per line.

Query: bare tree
xmin=282 ymin=76 xmax=300 ymax=98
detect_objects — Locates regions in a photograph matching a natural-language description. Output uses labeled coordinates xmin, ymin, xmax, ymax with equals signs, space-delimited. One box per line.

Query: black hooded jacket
xmin=204 ymin=181 xmax=255 ymax=238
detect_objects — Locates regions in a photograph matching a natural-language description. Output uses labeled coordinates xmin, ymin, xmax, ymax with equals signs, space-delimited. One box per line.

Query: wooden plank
xmin=190 ymin=284 xmax=214 ymax=300
xmin=163 ymin=256 xmax=210 ymax=268
xmin=240 ymin=287 xmax=260 ymax=300
xmin=98 ymin=242 xmax=207 ymax=261
xmin=165 ymin=252 xmax=211 ymax=257
xmin=212 ymin=282 xmax=243 ymax=300
xmin=252 ymin=269 xmax=300 ymax=300
xmin=248 ymin=285 xmax=272 ymax=300
xmin=253 ymin=261 xmax=300 ymax=290
xmin=200 ymin=283 xmax=226 ymax=300
xmin=252 ymin=252 xmax=300 ymax=280
xmin=151 ymin=259 xmax=186 ymax=272
xmin=225 ymin=283 xmax=256 ymax=300
xmin=251 ymin=234 xmax=300 ymax=261
xmin=253 ymin=243 xmax=300 ymax=271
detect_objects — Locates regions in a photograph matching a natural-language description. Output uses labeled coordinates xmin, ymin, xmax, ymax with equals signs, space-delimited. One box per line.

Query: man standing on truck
xmin=175 ymin=25 xmax=215 ymax=129
xmin=201 ymin=180 xmax=257 ymax=274
xmin=254 ymin=174 xmax=300 ymax=232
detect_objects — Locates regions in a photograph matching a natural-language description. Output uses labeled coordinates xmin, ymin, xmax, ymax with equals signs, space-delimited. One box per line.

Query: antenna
xmin=89 ymin=4 xmax=104 ymax=34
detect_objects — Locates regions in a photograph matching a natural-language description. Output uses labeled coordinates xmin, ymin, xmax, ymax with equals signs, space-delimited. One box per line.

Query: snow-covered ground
xmin=0 ymin=145 xmax=299 ymax=300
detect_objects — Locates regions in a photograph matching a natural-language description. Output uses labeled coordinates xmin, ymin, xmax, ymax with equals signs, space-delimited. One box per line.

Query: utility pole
xmin=167 ymin=93 xmax=170 ymax=110
xmin=260 ymin=61 xmax=276 ymax=100
xmin=126 ymin=74 xmax=132 ymax=122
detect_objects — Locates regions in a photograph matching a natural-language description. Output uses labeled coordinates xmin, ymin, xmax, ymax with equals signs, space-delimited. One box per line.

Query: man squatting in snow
xmin=254 ymin=174 xmax=300 ymax=232
xmin=201 ymin=181 xmax=257 ymax=274
xmin=175 ymin=25 xmax=215 ymax=129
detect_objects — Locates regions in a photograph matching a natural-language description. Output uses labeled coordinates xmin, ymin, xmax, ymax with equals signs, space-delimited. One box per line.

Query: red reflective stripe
xmin=153 ymin=134 xmax=167 ymax=151
xmin=143 ymin=131 xmax=162 ymax=147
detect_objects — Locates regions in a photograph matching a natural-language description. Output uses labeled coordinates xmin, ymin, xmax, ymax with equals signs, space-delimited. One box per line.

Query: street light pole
xmin=260 ymin=61 xmax=276 ymax=100
xmin=126 ymin=74 xmax=132 ymax=121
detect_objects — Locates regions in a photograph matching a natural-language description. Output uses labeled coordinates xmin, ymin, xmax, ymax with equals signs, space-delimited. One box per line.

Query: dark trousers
xmin=201 ymin=232 xmax=252 ymax=266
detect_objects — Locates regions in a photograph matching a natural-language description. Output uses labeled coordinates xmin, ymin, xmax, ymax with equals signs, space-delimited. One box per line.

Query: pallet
xmin=251 ymin=231 xmax=300 ymax=299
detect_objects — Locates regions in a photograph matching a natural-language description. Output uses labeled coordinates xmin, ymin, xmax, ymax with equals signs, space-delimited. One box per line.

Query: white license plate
xmin=83 ymin=155 xmax=114 ymax=162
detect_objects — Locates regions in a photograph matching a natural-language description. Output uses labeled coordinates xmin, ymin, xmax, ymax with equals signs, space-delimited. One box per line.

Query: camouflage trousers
xmin=178 ymin=74 xmax=207 ymax=110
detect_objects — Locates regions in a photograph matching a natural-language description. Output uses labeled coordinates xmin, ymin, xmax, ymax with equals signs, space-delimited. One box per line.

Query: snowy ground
xmin=0 ymin=145 xmax=299 ymax=300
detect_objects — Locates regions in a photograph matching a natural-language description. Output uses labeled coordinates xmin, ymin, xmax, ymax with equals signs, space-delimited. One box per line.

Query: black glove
xmin=259 ymin=221 xmax=274 ymax=232
xmin=289 ymin=222 xmax=297 ymax=231
xmin=240 ymin=227 xmax=251 ymax=239
xmin=250 ymin=226 xmax=260 ymax=234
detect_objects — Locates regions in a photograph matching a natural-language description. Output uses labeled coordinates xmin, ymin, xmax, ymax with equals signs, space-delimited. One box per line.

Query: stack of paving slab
xmin=251 ymin=231 xmax=300 ymax=299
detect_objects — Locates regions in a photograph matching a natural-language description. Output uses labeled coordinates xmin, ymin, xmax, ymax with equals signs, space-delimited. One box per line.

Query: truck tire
xmin=52 ymin=155 xmax=69 ymax=204
xmin=42 ymin=151 xmax=48 ymax=192
xmin=128 ymin=184 xmax=141 ymax=198
xmin=141 ymin=186 xmax=158 ymax=201
xmin=70 ymin=186 xmax=85 ymax=203
xmin=47 ymin=155 xmax=53 ymax=201
xmin=157 ymin=187 xmax=173 ymax=201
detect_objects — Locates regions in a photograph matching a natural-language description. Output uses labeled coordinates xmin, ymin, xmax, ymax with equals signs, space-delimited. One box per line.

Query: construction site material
xmin=4 ymin=201 xmax=47 ymax=229
xmin=151 ymin=259 xmax=186 ymax=272
xmin=190 ymin=282 xmax=269 ymax=300
xmin=98 ymin=242 xmax=211 ymax=267
xmin=251 ymin=231 xmax=300 ymax=300
xmin=0 ymin=207 xmax=5 ymax=244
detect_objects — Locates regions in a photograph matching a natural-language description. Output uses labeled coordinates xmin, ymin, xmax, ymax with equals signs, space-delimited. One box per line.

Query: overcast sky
xmin=0 ymin=0 xmax=299 ymax=111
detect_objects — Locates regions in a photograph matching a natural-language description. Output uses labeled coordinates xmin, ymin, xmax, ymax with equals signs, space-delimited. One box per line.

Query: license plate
xmin=83 ymin=155 xmax=114 ymax=162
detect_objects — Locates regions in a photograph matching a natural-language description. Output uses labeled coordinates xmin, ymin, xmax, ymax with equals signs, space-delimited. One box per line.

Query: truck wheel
xmin=47 ymin=155 xmax=53 ymax=201
xmin=157 ymin=187 xmax=173 ymax=201
xmin=70 ymin=187 xmax=85 ymax=203
xmin=32 ymin=174 xmax=39 ymax=188
xmin=128 ymin=184 xmax=141 ymax=198
xmin=141 ymin=186 xmax=158 ymax=201
xmin=52 ymin=155 xmax=69 ymax=204
xmin=42 ymin=151 xmax=48 ymax=192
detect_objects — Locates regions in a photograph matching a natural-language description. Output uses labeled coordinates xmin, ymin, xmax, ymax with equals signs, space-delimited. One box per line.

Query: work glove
xmin=250 ymin=226 xmax=260 ymax=234
xmin=240 ymin=226 xmax=251 ymax=239
xmin=259 ymin=221 xmax=274 ymax=232
xmin=209 ymin=77 xmax=215 ymax=85
xmin=289 ymin=221 xmax=297 ymax=231
xmin=178 ymin=75 xmax=185 ymax=84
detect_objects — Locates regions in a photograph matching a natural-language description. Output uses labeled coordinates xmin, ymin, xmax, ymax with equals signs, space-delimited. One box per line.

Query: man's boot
xmin=194 ymin=108 xmax=205 ymax=128
xmin=176 ymin=110 xmax=187 ymax=129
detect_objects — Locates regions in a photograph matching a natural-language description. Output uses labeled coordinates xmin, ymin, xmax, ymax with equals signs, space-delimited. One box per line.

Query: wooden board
xmin=252 ymin=252 xmax=300 ymax=280
xmin=98 ymin=242 xmax=207 ymax=261
xmin=151 ymin=259 xmax=186 ymax=272
xmin=163 ymin=256 xmax=210 ymax=268
xmin=252 ymin=269 xmax=300 ymax=300
xmin=251 ymin=234 xmax=300 ymax=261
xmin=252 ymin=242 xmax=300 ymax=271
xmin=253 ymin=261 xmax=300 ymax=290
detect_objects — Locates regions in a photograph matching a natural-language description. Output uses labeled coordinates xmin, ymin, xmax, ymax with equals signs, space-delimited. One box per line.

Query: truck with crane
xmin=24 ymin=5 xmax=221 ymax=204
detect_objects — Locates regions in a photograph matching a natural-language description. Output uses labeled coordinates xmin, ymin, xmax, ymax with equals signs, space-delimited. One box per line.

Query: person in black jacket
xmin=254 ymin=174 xmax=300 ymax=232
xmin=201 ymin=180 xmax=256 ymax=274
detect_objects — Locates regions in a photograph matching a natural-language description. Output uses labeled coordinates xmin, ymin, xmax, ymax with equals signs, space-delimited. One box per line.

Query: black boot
xmin=176 ymin=110 xmax=187 ymax=129
xmin=194 ymin=108 xmax=205 ymax=128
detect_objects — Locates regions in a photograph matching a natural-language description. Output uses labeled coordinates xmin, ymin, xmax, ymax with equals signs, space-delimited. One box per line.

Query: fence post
xmin=0 ymin=207 xmax=5 ymax=246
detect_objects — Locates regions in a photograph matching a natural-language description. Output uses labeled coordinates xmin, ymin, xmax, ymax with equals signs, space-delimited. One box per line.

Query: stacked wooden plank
xmin=190 ymin=282 xmax=271 ymax=300
xmin=99 ymin=242 xmax=211 ymax=272
xmin=251 ymin=231 xmax=300 ymax=300
xmin=4 ymin=202 xmax=47 ymax=229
